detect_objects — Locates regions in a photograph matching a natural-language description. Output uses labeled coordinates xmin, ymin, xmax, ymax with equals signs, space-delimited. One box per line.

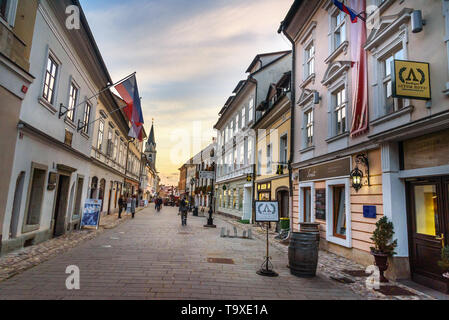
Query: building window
xmin=280 ymin=135 xmax=288 ymax=164
xmin=257 ymin=150 xmax=262 ymax=175
xmin=303 ymin=188 xmax=312 ymax=222
xmin=241 ymin=107 xmax=246 ymax=128
xmin=0 ymin=0 xmax=7 ymax=19
xmin=107 ymin=127 xmax=113 ymax=157
xmin=113 ymin=133 xmax=118 ymax=161
xmin=383 ymin=48 xmax=404 ymax=115
xmin=332 ymin=10 xmax=346 ymax=50
xmin=248 ymin=98 xmax=254 ymax=122
xmin=239 ymin=188 xmax=244 ymax=211
xmin=97 ymin=121 xmax=104 ymax=151
xmin=326 ymin=179 xmax=351 ymax=247
xmin=305 ymin=109 xmax=314 ymax=147
xmin=43 ymin=56 xmax=59 ymax=105
xmin=332 ymin=185 xmax=346 ymax=239
xmin=239 ymin=144 xmax=244 ymax=167
xmin=67 ymin=83 xmax=78 ymax=122
xmin=25 ymin=166 xmax=47 ymax=226
xmin=334 ymin=88 xmax=347 ymax=135
xmin=305 ymin=42 xmax=315 ymax=78
xmin=82 ymin=103 xmax=91 ymax=135
xmin=266 ymin=144 xmax=272 ymax=174
xmin=0 ymin=0 xmax=17 ymax=26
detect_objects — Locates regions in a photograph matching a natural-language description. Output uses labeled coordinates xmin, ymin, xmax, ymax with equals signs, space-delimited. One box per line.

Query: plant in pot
xmin=438 ymin=246 xmax=449 ymax=280
xmin=370 ymin=216 xmax=398 ymax=283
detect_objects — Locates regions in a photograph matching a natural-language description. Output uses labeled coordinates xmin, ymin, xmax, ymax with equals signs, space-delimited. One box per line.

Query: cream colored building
xmin=280 ymin=0 xmax=449 ymax=293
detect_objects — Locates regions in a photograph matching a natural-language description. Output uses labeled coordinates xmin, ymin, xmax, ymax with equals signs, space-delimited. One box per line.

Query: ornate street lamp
xmin=350 ymin=153 xmax=370 ymax=192
xmin=204 ymin=153 xmax=217 ymax=228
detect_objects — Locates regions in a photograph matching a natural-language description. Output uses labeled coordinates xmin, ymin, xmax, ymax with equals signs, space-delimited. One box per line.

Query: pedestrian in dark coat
xmin=180 ymin=197 xmax=188 ymax=226
xmin=118 ymin=195 xmax=125 ymax=219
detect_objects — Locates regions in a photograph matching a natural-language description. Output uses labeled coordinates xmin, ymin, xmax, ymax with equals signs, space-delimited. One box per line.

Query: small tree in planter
xmin=438 ymin=246 xmax=449 ymax=279
xmin=370 ymin=216 xmax=398 ymax=283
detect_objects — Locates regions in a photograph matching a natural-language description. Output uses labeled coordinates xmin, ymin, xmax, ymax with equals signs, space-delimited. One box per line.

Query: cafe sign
xmin=392 ymin=60 xmax=431 ymax=100
xmin=299 ymin=158 xmax=350 ymax=182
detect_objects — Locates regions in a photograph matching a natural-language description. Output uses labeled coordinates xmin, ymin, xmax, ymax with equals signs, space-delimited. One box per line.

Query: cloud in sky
xmin=80 ymin=0 xmax=292 ymax=185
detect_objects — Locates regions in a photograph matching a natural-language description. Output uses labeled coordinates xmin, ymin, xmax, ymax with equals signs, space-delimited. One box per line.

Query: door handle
xmin=436 ymin=233 xmax=445 ymax=247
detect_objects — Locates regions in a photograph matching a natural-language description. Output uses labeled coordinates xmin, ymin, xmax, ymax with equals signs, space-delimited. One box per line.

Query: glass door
xmin=408 ymin=178 xmax=448 ymax=292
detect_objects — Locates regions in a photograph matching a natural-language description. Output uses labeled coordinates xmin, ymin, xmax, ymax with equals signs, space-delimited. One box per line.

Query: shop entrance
xmin=407 ymin=176 xmax=449 ymax=293
xmin=53 ymin=174 xmax=70 ymax=237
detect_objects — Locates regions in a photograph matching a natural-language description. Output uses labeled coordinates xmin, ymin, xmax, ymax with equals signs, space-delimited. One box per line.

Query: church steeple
xmin=145 ymin=119 xmax=157 ymax=168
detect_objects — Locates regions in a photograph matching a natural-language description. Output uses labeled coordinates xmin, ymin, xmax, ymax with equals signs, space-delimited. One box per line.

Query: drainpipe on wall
xmin=279 ymin=25 xmax=296 ymax=234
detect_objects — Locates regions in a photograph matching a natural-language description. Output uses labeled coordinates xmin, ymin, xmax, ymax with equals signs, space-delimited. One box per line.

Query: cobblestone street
xmin=0 ymin=206 xmax=438 ymax=300
xmin=0 ymin=206 xmax=360 ymax=300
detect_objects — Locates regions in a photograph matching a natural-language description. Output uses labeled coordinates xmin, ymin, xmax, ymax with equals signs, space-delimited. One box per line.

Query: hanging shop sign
xmin=255 ymin=201 xmax=279 ymax=222
xmin=392 ymin=60 xmax=431 ymax=100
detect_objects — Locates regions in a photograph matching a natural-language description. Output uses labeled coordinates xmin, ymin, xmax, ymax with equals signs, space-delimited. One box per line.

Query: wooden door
xmin=407 ymin=177 xmax=448 ymax=293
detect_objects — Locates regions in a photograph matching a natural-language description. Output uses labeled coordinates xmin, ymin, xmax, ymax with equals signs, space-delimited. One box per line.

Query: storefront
xmin=400 ymin=129 xmax=449 ymax=293
xmin=216 ymin=179 xmax=253 ymax=221
xmin=293 ymin=149 xmax=383 ymax=267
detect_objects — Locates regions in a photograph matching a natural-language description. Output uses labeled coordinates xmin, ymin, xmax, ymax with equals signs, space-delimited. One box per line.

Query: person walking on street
xmin=118 ymin=195 xmax=125 ymax=219
xmin=131 ymin=195 xmax=137 ymax=219
xmin=180 ymin=197 xmax=188 ymax=226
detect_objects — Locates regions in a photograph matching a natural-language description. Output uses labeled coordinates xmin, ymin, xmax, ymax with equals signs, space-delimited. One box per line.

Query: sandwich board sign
xmin=81 ymin=199 xmax=102 ymax=229
xmin=255 ymin=201 xmax=279 ymax=222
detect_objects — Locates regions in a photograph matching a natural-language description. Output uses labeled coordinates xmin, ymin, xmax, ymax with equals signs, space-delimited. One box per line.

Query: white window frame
xmin=42 ymin=51 xmax=60 ymax=106
xmin=326 ymin=72 xmax=349 ymax=139
xmin=326 ymin=178 xmax=352 ymax=248
xmin=266 ymin=143 xmax=272 ymax=174
xmin=334 ymin=87 xmax=347 ymax=135
xmin=66 ymin=78 xmax=79 ymax=123
xmin=304 ymin=40 xmax=315 ymax=79
xmin=304 ymin=106 xmax=314 ymax=148
xmin=248 ymin=98 xmax=254 ymax=123
xmin=369 ymin=24 xmax=410 ymax=120
xmin=298 ymin=182 xmax=316 ymax=225
xmin=330 ymin=7 xmax=347 ymax=52
xmin=279 ymin=133 xmax=288 ymax=165
xmin=0 ymin=0 xmax=17 ymax=27
xmin=97 ymin=120 xmax=104 ymax=151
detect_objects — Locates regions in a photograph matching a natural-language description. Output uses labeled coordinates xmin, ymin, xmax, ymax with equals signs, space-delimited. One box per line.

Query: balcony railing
xmin=0 ymin=21 xmax=29 ymax=71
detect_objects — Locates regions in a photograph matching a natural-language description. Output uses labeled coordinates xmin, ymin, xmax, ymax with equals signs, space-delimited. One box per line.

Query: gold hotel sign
xmin=392 ymin=60 xmax=431 ymax=100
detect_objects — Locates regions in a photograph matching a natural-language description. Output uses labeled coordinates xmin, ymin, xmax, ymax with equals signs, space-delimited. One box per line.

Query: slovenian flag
xmin=333 ymin=0 xmax=359 ymax=23
xmin=115 ymin=74 xmax=145 ymax=141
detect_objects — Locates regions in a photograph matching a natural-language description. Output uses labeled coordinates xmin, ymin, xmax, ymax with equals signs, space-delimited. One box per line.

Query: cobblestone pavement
xmin=220 ymin=216 xmax=435 ymax=300
xmin=0 ymin=206 xmax=433 ymax=300
xmin=0 ymin=208 xmax=143 ymax=284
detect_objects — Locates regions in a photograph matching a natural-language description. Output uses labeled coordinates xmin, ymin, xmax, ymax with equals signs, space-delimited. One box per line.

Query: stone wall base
xmin=1 ymin=229 xmax=52 ymax=256
xmin=320 ymin=240 xmax=411 ymax=280
xmin=216 ymin=211 xmax=241 ymax=221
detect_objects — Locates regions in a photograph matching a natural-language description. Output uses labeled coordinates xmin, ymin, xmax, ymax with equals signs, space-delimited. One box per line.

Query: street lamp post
xmin=190 ymin=177 xmax=196 ymax=214
xmin=204 ymin=155 xmax=216 ymax=228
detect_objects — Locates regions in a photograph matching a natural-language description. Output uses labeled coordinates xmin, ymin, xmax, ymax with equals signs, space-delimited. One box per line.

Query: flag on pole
xmin=114 ymin=74 xmax=145 ymax=141
xmin=333 ymin=0 xmax=360 ymax=23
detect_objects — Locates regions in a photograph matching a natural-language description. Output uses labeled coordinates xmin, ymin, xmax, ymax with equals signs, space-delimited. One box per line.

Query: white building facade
xmin=1 ymin=0 xmax=111 ymax=253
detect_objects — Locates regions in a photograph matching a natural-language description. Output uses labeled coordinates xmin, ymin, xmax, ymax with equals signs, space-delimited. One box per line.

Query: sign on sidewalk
xmin=81 ymin=199 xmax=102 ymax=229
xmin=255 ymin=201 xmax=279 ymax=222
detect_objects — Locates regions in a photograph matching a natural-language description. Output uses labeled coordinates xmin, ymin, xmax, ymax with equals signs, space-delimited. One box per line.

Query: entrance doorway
xmin=53 ymin=175 xmax=70 ymax=237
xmin=276 ymin=189 xmax=289 ymax=232
xmin=407 ymin=176 xmax=449 ymax=293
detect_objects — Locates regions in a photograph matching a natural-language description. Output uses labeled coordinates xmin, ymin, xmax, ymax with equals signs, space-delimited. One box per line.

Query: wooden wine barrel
xmin=288 ymin=229 xmax=320 ymax=278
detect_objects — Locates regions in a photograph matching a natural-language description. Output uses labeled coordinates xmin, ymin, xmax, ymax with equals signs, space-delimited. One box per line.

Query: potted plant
xmin=438 ymin=245 xmax=449 ymax=280
xmin=370 ymin=217 xmax=398 ymax=283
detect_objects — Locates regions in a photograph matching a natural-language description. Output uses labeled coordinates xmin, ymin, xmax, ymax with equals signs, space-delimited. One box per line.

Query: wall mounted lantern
xmin=350 ymin=154 xmax=370 ymax=192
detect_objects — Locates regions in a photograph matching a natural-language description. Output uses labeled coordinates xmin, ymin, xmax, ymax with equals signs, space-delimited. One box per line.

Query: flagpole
xmin=60 ymin=72 xmax=136 ymax=118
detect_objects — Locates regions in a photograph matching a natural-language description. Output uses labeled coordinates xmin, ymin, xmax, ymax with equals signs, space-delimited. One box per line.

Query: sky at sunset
xmin=79 ymin=0 xmax=292 ymax=186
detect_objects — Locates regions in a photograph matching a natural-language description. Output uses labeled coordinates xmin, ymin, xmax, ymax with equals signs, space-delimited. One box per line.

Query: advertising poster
xmin=255 ymin=201 xmax=279 ymax=222
xmin=81 ymin=199 xmax=102 ymax=229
